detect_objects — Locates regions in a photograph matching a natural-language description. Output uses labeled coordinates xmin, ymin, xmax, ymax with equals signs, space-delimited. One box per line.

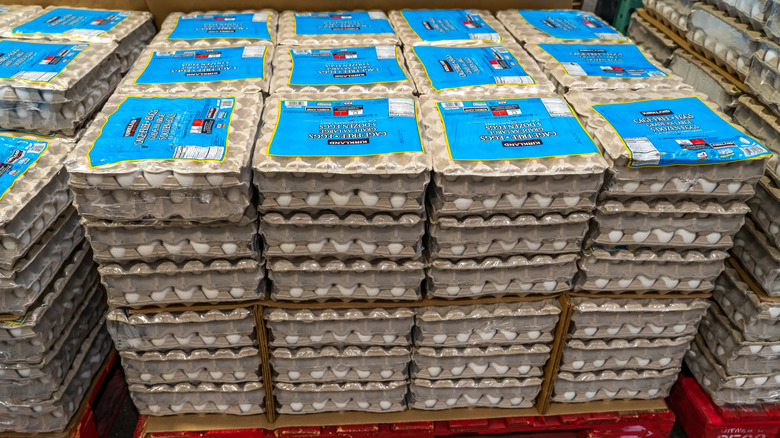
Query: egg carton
xmin=429 ymin=213 xmax=591 ymax=258
xmin=149 ymin=10 xmax=277 ymax=49
xmin=0 ymin=208 xmax=83 ymax=317
xmin=112 ymin=20 xmax=156 ymax=73
xmin=669 ymin=50 xmax=741 ymax=115
xmin=498 ymin=9 xmax=629 ymax=45
xmin=276 ymin=380 xmax=406 ymax=414
xmin=0 ymin=5 xmax=42 ymax=28
xmin=426 ymin=254 xmax=579 ymax=298
xmin=106 ymin=307 xmax=257 ymax=352
xmin=414 ymin=300 xmax=561 ymax=347
xmin=687 ymin=4 xmax=762 ymax=80
xmin=277 ymin=10 xmax=398 ymax=46
xmin=745 ymin=40 xmax=780 ymax=129
xmin=389 ymin=9 xmax=512 ymax=46
xmin=766 ymin=2 xmax=780 ymax=45
xmin=644 ymin=0 xmax=699 ymax=34
xmin=731 ymin=95 xmax=780 ymax=177
xmin=121 ymin=347 xmax=261 ymax=386
xmin=732 ymin=218 xmax=780 ymax=296
xmin=130 ymin=382 xmax=265 ymax=416
xmin=712 ymin=266 xmax=780 ymax=342
xmin=271 ymin=45 xmax=416 ymax=95
xmin=265 ymin=307 xmax=415 ymax=348
xmin=410 ymin=377 xmax=542 ymax=410
xmin=560 ymin=336 xmax=692 ymax=373
xmin=404 ymin=42 xmax=555 ymax=96
xmin=628 ymin=14 xmax=678 ymax=66
xmin=268 ymin=258 xmax=424 ymax=302
xmin=412 ymin=344 xmax=550 ymax=380
xmin=552 ymin=368 xmax=680 ymax=403
xmin=589 ymin=223 xmax=737 ymax=250
xmin=271 ymin=346 xmax=410 ymax=383
xmin=686 ymin=336 xmax=780 ymax=405
xmin=261 ymin=212 xmax=424 ymax=260
xmin=700 ymin=304 xmax=780 ymax=374
xmin=748 ymin=176 xmax=780 ymax=248
xmin=706 ymin=0 xmax=769 ymax=30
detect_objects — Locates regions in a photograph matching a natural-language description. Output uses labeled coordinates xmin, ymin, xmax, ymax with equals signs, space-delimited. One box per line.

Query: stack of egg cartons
xmin=628 ymin=13 xmax=679 ymax=66
xmin=0 ymin=5 xmax=41 ymax=28
xmin=0 ymin=132 xmax=107 ymax=433
xmin=643 ymin=0 xmax=701 ymax=36
xmin=668 ymin=49 xmax=742 ymax=115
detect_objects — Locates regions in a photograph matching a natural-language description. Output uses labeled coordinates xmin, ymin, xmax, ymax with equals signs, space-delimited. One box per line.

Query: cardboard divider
xmin=535 ymin=294 xmax=573 ymax=414
xmin=728 ymin=257 xmax=780 ymax=303
xmin=253 ymin=305 xmax=277 ymax=424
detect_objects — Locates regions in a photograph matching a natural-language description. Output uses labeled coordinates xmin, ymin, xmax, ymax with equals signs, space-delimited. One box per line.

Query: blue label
xmin=135 ymin=46 xmax=267 ymax=84
xmin=89 ymin=96 xmax=237 ymax=167
xmin=412 ymin=45 xmax=536 ymax=91
xmin=538 ymin=44 xmax=667 ymax=78
xmin=400 ymin=9 xmax=502 ymax=42
xmin=437 ymin=97 xmax=598 ymax=161
xmin=518 ymin=10 xmax=628 ymax=41
xmin=288 ymin=46 xmax=407 ymax=86
xmin=167 ymin=13 xmax=272 ymax=41
xmin=268 ymin=98 xmax=423 ymax=157
xmin=0 ymin=135 xmax=48 ymax=200
xmin=12 ymin=8 xmax=130 ymax=39
xmin=0 ymin=40 xmax=88 ymax=82
xmin=592 ymin=97 xmax=771 ymax=167
xmin=293 ymin=12 xmax=394 ymax=35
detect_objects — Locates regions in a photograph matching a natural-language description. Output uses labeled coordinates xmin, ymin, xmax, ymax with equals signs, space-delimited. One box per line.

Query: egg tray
xmin=497 ymin=9 xmax=630 ymax=45
xmin=644 ymin=0 xmax=696 ymax=34
xmin=674 ymin=53 xmax=742 ymax=118
xmin=271 ymin=45 xmax=415 ymax=95
xmin=588 ymin=222 xmax=737 ymax=250
xmin=409 ymin=377 xmax=542 ymax=410
xmin=429 ymin=212 xmax=591 ymax=259
xmin=712 ymin=266 xmax=780 ymax=342
xmin=121 ymin=347 xmax=261 ymax=386
xmin=749 ymin=176 xmax=780 ymax=248
xmin=552 ymin=368 xmax=679 ymax=403
xmin=426 ymin=254 xmax=579 ymax=299
xmin=113 ymin=19 xmax=156 ymax=73
xmin=259 ymin=189 xmax=426 ymax=217
xmin=569 ymin=296 xmax=709 ymax=331
xmin=149 ymin=10 xmax=277 ymax=49
xmin=708 ymin=0 xmax=769 ymax=31
xmin=271 ymin=346 xmax=410 ymax=383
xmin=389 ymin=9 xmax=512 ymax=46
xmin=276 ymin=380 xmax=406 ymax=414
xmin=628 ymin=14 xmax=678 ymax=66
xmin=0 ymin=5 xmax=41 ymax=28
xmin=130 ymin=382 xmax=265 ymax=416
xmin=411 ymin=344 xmax=550 ymax=380
xmin=732 ymin=217 xmax=780 ymax=297
xmin=574 ymin=247 xmax=728 ymax=293
xmin=559 ymin=335 xmax=693 ymax=373
xmin=748 ymin=40 xmax=780 ymax=113
xmin=600 ymin=173 xmax=757 ymax=202
xmin=106 ymin=307 xmax=257 ymax=352
xmin=766 ymin=2 xmax=780 ymax=47
xmin=261 ymin=212 xmax=424 ymax=260
xmin=731 ymin=96 xmax=780 ymax=178
xmin=278 ymin=10 xmax=398 ymax=46
xmin=268 ymin=258 xmax=424 ymax=302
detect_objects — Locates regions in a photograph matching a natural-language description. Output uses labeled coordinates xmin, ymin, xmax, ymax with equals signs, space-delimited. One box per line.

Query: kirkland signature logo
xmin=640 ymin=109 xmax=674 ymax=116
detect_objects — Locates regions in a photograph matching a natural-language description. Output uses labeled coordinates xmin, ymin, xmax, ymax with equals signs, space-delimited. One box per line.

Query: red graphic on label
xmin=492 ymin=110 xmax=507 ymax=116
xmin=192 ymin=119 xmax=204 ymax=126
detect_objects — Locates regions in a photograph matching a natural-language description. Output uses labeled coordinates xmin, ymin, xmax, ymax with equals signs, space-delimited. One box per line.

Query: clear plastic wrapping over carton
xmin=706 ymin=0 xmax=769 ymax=31
xmin=120 ymin=347 xmax=262 ymax=385
xmin=559 ymin=336 xmax=693 ymax=372
xmin=150 ymin=10 xmax=277 ymax=48
xmin=129 ymin=382 xmax=265 ymax=416
xmin=628 ymin=15 xmax=678 ymax=67
xmin=271 ymin=345 xmax=410 ymax=383
xmin=412 ymin=344 xmax=550 ymax=380
xmin=497 ymin=9 xmax=630 ymax=45
xmin=552 ymin=368 xmax=680 ymax=402
xmin=277 ymin=10 xmax=398 ymax=46
xmin=410 ymin=377 xmax=542 ymax=409
xmin=389 ymin=9 xmax=513 ymax=46
xmin=731 ymin=95 xmax=780 ymax=177
xmin=712 ymin=266 xmax=780 ymax=342
xmin=275 ymin=380 xmax=406 ymax=414
xmin=733 ymin=217 xmax=780 ymax=296
xmin=0 ymin=5 xmax=42 ymax=29
xmin=669 ymin=49 xmax=741 ymax=114
xmin=643 ymin=0 xmax=700 ymax=33
xmin=748 ymin=176 xmax=780 ymax=248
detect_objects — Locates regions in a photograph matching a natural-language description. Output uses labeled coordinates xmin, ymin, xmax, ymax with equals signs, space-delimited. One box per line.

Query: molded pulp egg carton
xmin=130 ymin=382 xmax=264 ymax=416
xmin=628 ymin=14 xmax=678 ymax=66
xmin=277 ymin=10 xmax=398 ymax=46
xmin=0 ymin=5 xmax=41 ymax=28
xmin=429 ymin=213 xmax=591 ymax=259
xmin=414 ymin=300 xmax=561 ymax=347
xmin=0 ymin=323 xmax=111 ymax=433
xmin=644 ymin=0 xmax=700 ymax=34
xmin=149 ymin=10 xmax=277 ymax=49
xmin=84 ymin=211 xmax=259 ymax=264
xmin=712 ymin=266 xmax=780 ymax=341
xmin=669 ymin=50 xmax=742 ymax=114
xmin=426 ymin=254 xmax=579 ymax=299
xmin=686 ymin=4 xmax=762 ymax=80
xmin=568 ymin=296 xmax=709 ymax=339
xmin=732 ymin=218 xmax=780 ymax=296
xmin=404 ymin=42 xmax=556 ymax=96
xmin=265 ymin=307 xmax=415 ymax=348
xmin=552 ymin=368 xmax=679 ymax=402
xmin=121 ymin=347 xmax=261 ymax=385
xmin=106 ymin=307 xmax=257 ymax=352
xmin=268 ymin=258 xmax=424 ymax=301
xmin=707 ymin=0 xmax=770 ymax=30
xmin=497 ymin=9 xmax=630 ymax=45
xmin=275 ymin=381 xmax=406 ymax=414
xmin=410 ymin=377 xmax=542 ymax=410
xmin=559 ymin=336 xmax=693 ymax=372
xmin=271 ymin=346 xmax=410 ymax=383
xmin=66 ymin=93 xmax=263 ymax=222
xmin=253 ymin=95 xmax=430 ymax=216
xmin=0 ymin=208 xmax=84 ymax=317
xmin=99 ymin=258 xmax=265 ymax=308
xmin=749 ymin=176 xmax=780 ymax=248
xmin=271 ymin=45 xmax=415 ymax=95
xmin=686 ymin=336 xmax=780 ymax=405
xmin=412 ymin=344 xmax=550 ymax=380
xmin=745 ymin=40 xmax=780 ymax=121
xmin=766 ymin=1 xmax=780 ymax=44
xmin=261 ymin=212 xmax=424 ymax=260
xmin=731 ymin=96 xmax=780 ymax=177
xmin=389 ymin=9 xmax=512 ymax=46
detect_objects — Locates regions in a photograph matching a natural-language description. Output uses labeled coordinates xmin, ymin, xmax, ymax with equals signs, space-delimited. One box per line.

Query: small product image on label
xmin=168 ymin=13 xmax=272 ymax=41
xmin=538 ymin=43 xmax=667 ymax=78
xmin=518 ymin=10 xmax=628 ymax=41
xmin=89 ymin=96 xmax=236 ymax=167
xmin=12 ymin=8 xmax=131 ymax=39
xmin=293 ymin=12 xmax=394 ymax=35
xmin=135 ymin=46 xmax=267 ymax=84
xmin=288 ymin=46 xmax=408 ymax=85
xmin=412 ymin=45 xmax=536 ymax=91
xmin=268 ymin=97 xmax=423 ymax=157
xmin=0 ymin=135 xmax=48 ymax=200
xmin=0 ymin=40 xmax=88 ymax=82
xmin=592 ymin=96 xmax=771 ymax=167
xmin=401 ymin=9 xmax=502 ymax=42
xmin=437 ymin=97 xmax=598 ymax=161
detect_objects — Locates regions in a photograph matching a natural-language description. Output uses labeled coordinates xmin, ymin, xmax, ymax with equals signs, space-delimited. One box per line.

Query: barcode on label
xmin=469 ymin=32 xmax=501 ymax=41
xmin=73 ymin=44 xmax=88 ymax=51
xmin=67 ymin=28 xmax=104 ymax=38
xmin=596 ymin=32 xmax=628 ymax=40
xmin=541 ymin=98 xmax=573 ymax=117
xmin=252 ymin=12 xmax=269 ymax=22
xmin=625 ymin=137 xmax=660 ymax=165
xmin=292 ymin=49 xmax=311 ymax=55
xmin=647 ymin=70 xmax=667 ymax=77
xmin=375 ymin=46 xmax=396 ymax=59
xmin=491 ymin=46 xmax=509 ymax=53
xmin=561 ymin=62 xmax=587 ymax=76
xmin=388 ymin=98 xmax=415 ymax=118
xmin=12 ymin=71 xmax=57 ymax=82
xmin=155 ymin=50 xmax=175 ymax=56
xmin=741 ymin=146 xmax=766 ymax=157
xmin=465 ymin=10 xmax=480 ymax=15
xmin=440 ymin=101 xmax=464 ymax=109
xmin=285 ymin=100 xmax=307 ymax=107
xmin=173 ymin=146 xmax=224 ymax=160
xmin=220 ymin=99 xmax=234 ymax=109
xmin=242 ymin=46 xmax=265 ymax=58
xmin=118 ymin=11 xmax=132 ymax=16
xmin=494 ymin=76 xmax=534 ymax=84
xmin=368 ymin=11 xmax=388 ymax=19
xmin=28 ymin=142 xmax=46 ymax=154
